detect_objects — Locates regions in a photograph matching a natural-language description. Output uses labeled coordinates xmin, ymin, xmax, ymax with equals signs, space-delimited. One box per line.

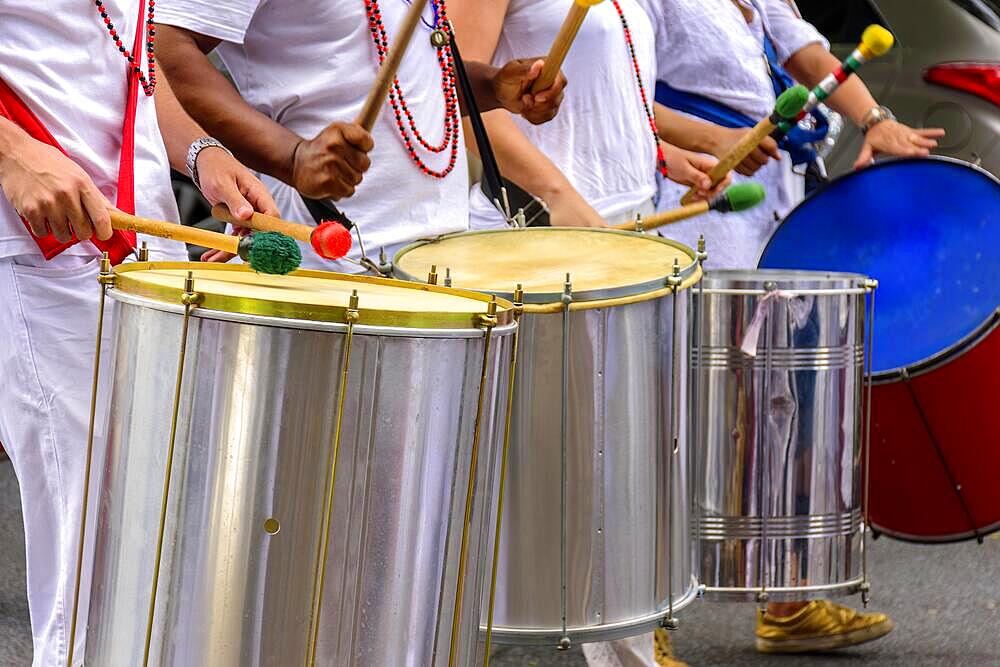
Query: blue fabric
xmin=758 ymin=158 xmax=1000 ymax=375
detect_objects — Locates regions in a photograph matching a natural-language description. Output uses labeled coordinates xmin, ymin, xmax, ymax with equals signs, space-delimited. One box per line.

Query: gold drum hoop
xmin=111 ymin=262 xmax=515 ymax=329
xmin=393 ymin=228 xmax=702 ymax=312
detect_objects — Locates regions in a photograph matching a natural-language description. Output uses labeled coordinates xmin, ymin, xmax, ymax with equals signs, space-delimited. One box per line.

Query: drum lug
xmin=633 ymin=213 xmax=645 ymax=233
xmin=696 ymin=235 xmax=708 ymax=263
xmin=557 ymin=636 xmax=572 ymax=651
xmin=137 ymin=241 xmax=149 ymax=263
xmin=427 ymin=264 xmax=439 ymax=286
xmin=756 ymin=590 xmax=770 ymax=605
xmin=97 ymin=254 xmax=116 ymax=288
xmin=666 ymin=259 xmax=682 ymax=288
xmin=181 ymin=272 xmax=203 ymax=307
xmin=661 ymin=615 xmax=679 ymax=631
xmin=444 ymin=267 xmax=452 ymax=287
xmin=860 ymin=581 xmax=871 ymax=607
xmin=378 ymin=247 xmax=392 ymax=276
xmin=477 ymin=296 xmax=499 ymax=329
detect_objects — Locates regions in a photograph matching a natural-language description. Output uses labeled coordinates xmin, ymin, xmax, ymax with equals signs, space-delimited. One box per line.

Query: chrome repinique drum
xmin=691 ymin=270 xmax=875 ymax=602
xmin=394 ymin=228 xmax=702 ymax=647
xmin=78 ymin=262 xmax=516 ymax=666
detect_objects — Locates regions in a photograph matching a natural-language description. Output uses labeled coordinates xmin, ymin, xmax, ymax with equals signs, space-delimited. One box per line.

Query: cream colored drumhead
xmin=394 ymin=228 xmax=698 ymax=304
xmin=112 ymin=262 xmax=513 ymax=329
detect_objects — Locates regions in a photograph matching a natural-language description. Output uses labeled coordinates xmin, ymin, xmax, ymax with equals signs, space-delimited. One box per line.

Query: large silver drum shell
xmin=487 ymin=295 xmax=697 ymax=645
xmin=692 ymin=269 xmax=869 ymax=601
xmin=85 ymin=291 xmax=514 ymax=666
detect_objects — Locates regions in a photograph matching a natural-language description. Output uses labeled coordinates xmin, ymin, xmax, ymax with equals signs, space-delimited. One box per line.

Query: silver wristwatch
xmin=185 ymin=137 xmax=232 ymax=189
xmin=860 ymin=105 xmax=896 ymax=135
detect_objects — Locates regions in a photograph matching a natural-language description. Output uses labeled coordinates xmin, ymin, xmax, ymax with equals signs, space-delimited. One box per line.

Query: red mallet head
xmin=310 ymin=221 xmax=353 ymax=260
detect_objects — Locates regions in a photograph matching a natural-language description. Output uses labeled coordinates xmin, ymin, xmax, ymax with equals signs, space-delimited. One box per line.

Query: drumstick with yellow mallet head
xmin=297 ymin=0 xmax=431 ymax=257
xmin=614 ymin=182 xmax=766 ymax=232
xmin=679 ymin=85 xmax=809 ymax=205
xmin=108 ymin=209 xmax=302 ymax=275
xmin=531 ymin=0 xmax=604 ymax=93
xmin=771 ymin=24 xmax=895 ymax=141
xmin=212 ymin=205 xmax=352 ymax=261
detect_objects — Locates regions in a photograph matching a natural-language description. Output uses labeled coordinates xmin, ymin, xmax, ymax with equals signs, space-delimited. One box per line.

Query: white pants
xmin=0 ymin=254 xmax=112 ymax=666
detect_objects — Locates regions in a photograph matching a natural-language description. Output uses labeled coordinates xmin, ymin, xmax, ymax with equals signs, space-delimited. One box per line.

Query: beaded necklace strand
xmin=94 ymin=0 xmax=157 ymax=96
xmin=363 ymin=0 xmax=461 ymax=178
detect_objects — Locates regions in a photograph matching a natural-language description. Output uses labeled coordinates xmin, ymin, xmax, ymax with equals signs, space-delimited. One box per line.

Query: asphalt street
xmin=1 ymin=460 xmax=997 ymax=666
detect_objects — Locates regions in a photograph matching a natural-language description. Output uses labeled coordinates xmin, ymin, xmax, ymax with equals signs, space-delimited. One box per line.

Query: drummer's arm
xmin=156 ymin=25 xmax=373 ymax=202
xmin=783 ymin=43 xmax=944 ymax=169
xmin=153 ymin=73 xmax=280 ymax=220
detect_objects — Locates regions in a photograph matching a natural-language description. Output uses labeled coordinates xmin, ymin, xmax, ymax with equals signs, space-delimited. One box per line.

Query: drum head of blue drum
xmin=758 ymin=157 xmax=1000 ymax=375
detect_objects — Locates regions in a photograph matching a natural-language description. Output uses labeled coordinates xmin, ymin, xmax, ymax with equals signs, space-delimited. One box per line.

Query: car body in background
xmin=795 ymin=0 xmax=1000 ymax=178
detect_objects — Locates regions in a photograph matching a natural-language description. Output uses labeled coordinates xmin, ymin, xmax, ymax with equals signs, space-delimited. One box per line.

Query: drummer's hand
xmin=493 ymin=58 xmax=566 ymax=125
xmin=291 ymin=122 xmax=374 ymax=200
xmin=0 ymin=134 xmax=113 ymax=243
xmin=713 ymin=127 xmax=781 ymax=177
xmin=546 ymin=187 xmax=606 ymax=228
xmin=195 ymin=148 xmax=280 ymax=263
xmin=661 ymin=142 xmax=730 ymax=201
xmin=853 ymin=120 xmax=944 ymax=170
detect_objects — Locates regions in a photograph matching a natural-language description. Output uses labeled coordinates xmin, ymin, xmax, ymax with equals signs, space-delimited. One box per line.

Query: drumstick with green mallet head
xmin=679 ymin=85 xmax=809 ymax=205
xmin=614 ymin=182 xmax=766 ymax=232
xmin=772 ymin=25 xmax=895 ymax=141
xmin=108 ymin=209 xmax=302 ymax=275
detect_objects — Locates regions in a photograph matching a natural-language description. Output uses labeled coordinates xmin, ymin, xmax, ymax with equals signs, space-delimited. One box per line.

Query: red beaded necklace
xmin=363 ymin=0 xmax=461 ymax=179
xmin=610 ymin=0 xmax=667 ymax=177
xmin=94 ymin=0 xmax=157 ymax=96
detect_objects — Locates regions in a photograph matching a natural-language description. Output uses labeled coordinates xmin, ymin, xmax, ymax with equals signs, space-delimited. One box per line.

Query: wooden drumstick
xmin=356 ymin=0 xmax=430 ymax=131
xmin=212 ymin=204 xmax=352 ymax=260
xmin=614 ymin=182 xmax=765 ymax=232
xmin=531 ymin=0 xmax=604 ymax=94
xmin=679 ymin=85 xmax=808 ymax=205
xmin=108 ymin=209 xmax=302 ymax=274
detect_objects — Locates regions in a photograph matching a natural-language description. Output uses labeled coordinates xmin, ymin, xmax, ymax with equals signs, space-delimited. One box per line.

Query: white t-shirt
xmin=469 ymin=0 xmax=658 ymax=229
xmin=638 ymin=0 xmax=826 ymax=268
xmin=0 ymin=0 xmax=179 ymax=260
xmin=158 ymin=0 xmax=470 ymax=272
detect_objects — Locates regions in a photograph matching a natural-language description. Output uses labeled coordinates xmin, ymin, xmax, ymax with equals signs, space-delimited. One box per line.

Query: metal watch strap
xmin=860 ymin=105 xmax=895 ymax=135
xmin=185 ymin=137 xmax=232 ymax=189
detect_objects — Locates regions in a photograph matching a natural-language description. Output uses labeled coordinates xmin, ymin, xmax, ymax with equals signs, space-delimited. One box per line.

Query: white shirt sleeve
xmin=156 ymin=0 xmax=266 ymax=44
xmin=761 ymin=0 xmax=829 ymax=65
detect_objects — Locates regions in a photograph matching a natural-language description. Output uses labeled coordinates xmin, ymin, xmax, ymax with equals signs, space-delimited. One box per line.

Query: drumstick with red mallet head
xmin=679 ymin=85 xmax=809 ymax=205
xmin=613 ymin=182 xmax=766 ymax=232
xmin=108 ymin=209 xmax=302 ymax=274
xmin=297 ymin=0 xmax=431 ymax=259
xmin=772 ymin=25 xmax=895 ymax=141
xmin=531 ymin=0 xmax=604 ymax=93
xmin=212 ymin=205 xmax=352 ymax=261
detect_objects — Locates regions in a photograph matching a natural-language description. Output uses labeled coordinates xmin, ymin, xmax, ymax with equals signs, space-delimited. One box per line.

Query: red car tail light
xmin=924 ymin=62 xmax=1000 ymax=107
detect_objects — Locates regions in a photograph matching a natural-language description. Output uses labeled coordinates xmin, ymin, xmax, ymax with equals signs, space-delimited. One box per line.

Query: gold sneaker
xmin=756 ymin=600 xmax=894 ymax=653
xmin=654 ymin=627 xmax=688 ymax=667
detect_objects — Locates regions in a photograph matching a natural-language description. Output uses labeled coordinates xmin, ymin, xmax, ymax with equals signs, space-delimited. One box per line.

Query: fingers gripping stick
xmin=618 ymin=182 xmax=765 ymax=232
xmin=109 ymin=209 xmax=301 ymax=275
xmin=212 ymin=204 xmax=352 ymax=261
xmin=531 ymin=0 xmax=604 ymax=94
xmin=680 ymin=86 xmax=808 ymax=205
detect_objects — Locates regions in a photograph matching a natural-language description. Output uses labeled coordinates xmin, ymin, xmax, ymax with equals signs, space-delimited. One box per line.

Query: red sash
xmin=0 ymin=1 xmax=150 ymax=264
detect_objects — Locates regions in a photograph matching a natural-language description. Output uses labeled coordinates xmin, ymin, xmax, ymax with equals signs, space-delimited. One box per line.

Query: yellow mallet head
xmin=860 ymin=25 xmax=894 ymax=59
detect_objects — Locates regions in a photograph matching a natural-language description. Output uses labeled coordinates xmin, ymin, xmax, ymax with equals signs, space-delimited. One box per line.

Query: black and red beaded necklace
xmin=363 ymin=0 xmax=461 ymax=179
xmin=93 ymin=0 xmax=157 ymax=96
xmin=609 ymin=0 xmax=668 ymax=177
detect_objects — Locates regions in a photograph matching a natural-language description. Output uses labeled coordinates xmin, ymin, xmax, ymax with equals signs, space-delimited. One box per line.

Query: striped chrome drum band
xmin=695 ymin=510 xmax=862 ymax=540
xmin=692 ymin=345 xmax=864 ymax=370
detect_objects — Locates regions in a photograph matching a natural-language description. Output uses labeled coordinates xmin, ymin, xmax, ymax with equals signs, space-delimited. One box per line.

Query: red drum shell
xmin=868 ymin=319 xmax=1000 ymax=542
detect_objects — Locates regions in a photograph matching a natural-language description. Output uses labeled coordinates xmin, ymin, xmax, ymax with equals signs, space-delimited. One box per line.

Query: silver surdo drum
xmin=691 ymin=270 xmax=875 ymax=602
xmin=81 ymin=262 xmax=516 ymax=666
xmin=394 ymin=228 xmax=702 ymax=646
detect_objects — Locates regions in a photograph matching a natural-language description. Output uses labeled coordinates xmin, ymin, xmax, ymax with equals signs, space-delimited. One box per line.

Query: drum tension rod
xmin=899 ymin=367 xmax=983 ymax=543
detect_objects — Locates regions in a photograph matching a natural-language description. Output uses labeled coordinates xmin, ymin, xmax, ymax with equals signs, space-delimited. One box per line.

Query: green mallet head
xmin=237 ymin=231 xmax=302 ymax=275
xmin=711 ymin=182 xmax=766 ymax=214
xmin=776 ymin=84 xmax=810 ymax=120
